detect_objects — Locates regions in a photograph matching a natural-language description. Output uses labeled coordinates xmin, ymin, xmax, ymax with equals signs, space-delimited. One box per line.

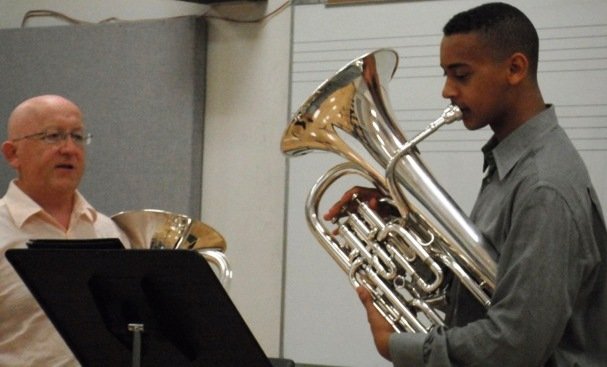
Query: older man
xmin=0 ymin=95 xmax=128 ymax=366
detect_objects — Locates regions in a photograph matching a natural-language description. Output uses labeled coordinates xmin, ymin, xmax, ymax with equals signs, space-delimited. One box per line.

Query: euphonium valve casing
xmin=281 ymin=49 xmax=496 ymax=333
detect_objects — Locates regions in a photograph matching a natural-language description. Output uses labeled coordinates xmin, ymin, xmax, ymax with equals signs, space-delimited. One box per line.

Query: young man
xmin=0 ymin=95 xmax=128 ymax=366
xmin=328 ymin=3 xmax=607 ymax=366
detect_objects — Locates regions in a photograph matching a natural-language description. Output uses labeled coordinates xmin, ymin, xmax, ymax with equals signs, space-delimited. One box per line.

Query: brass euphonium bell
xmin=281 ymin=48 xmax=497 ymax=333
xmin=111 ymin=209 xmax=232 ymax=287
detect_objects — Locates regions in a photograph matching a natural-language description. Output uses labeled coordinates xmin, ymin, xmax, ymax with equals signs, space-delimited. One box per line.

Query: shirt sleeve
xmin=389 ymin=185 xmax=590 ymax=367
xmin=389 ymin=331 xmax=426 ymax=366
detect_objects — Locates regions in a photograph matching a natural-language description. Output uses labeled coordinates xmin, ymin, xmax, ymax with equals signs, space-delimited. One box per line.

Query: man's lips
xmin=55 ymin=163 xmax=75 ymax=170
xmin=456 ymin=106 xmax=470 ymax=117
xmin=453 ymin=103 xmax=467 ymax=112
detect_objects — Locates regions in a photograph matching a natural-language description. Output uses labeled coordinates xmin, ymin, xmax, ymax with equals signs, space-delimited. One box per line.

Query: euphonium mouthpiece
xmin=442 ymin=105 xmax=463 ymax=124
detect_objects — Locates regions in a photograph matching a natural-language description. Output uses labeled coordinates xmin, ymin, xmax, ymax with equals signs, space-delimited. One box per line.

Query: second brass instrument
xmin=112 ymin=209 xmax=232 ymax=287
xmin=281 ymin=49 xmax=496 ymax=333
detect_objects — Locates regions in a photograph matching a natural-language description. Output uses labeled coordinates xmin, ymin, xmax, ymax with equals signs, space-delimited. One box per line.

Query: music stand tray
xmin=6 ymin=247 xmax=273 ymax=367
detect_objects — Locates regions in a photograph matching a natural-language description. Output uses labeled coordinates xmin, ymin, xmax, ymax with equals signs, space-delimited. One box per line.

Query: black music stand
xmin=6 ymin=245 xmax=274 ymax=367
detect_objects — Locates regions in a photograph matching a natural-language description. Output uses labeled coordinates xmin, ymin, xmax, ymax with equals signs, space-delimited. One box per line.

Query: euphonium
xmin=281 ymin=49 xmax=497 ymax=333
xmin=111 ymin=209 xmax=232 ymax=287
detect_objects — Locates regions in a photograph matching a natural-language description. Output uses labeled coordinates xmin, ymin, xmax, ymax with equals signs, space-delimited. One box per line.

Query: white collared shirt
xmin=0 ymin=181 xmax=129 ymax=367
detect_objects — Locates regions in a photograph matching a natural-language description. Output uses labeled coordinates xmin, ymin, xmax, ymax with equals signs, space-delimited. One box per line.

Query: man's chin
xmin=50 ymin=178 xmax=81 ymax=194
xmin=462 ymin=121 xmax=477 ymax=131
xmin=462 ymin=118 xmax=486 ymax=131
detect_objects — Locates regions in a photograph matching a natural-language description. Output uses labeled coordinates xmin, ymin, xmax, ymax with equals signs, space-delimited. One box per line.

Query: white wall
xmin=202 ymin=0 xmax=291 ymax=359
xmin=0 ymin=0 xmax=291 ymax=359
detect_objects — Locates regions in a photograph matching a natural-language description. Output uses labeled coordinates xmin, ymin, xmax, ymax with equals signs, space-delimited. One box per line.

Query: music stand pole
xmin=128 ymin=323 xmax=144 ymax=367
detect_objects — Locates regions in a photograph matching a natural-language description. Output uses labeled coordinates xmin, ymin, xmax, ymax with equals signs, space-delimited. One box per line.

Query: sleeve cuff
xmin=389 ymin=331 xmax=427 ymax=367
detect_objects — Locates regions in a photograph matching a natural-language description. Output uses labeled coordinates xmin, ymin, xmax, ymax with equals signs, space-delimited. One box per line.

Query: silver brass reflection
xmin=111 ymin=209 xmax=232 ymax=287
xmin=281 ymin=48 xmax=497 ymax=333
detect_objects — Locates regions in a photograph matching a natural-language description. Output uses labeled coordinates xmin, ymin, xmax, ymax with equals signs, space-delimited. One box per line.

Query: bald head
xmin=7 ymin=95 xmax=82 ymax=139
xmin=2 ymin=95 xmax=87 ymax=208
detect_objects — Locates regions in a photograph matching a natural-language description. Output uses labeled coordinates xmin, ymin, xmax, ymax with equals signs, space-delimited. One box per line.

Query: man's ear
xmin=1 ymin=141 xmax=20 ymax=169
xmin=507 ymin=52 xmax=529 ymax=85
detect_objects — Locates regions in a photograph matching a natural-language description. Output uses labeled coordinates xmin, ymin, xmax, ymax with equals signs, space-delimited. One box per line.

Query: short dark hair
xmin=443 ymin=2 xmax=539 ymax=79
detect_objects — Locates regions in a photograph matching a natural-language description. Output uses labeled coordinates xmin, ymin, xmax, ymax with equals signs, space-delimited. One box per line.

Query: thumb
xmin=357 ymin=286 xmax=373 ymax=307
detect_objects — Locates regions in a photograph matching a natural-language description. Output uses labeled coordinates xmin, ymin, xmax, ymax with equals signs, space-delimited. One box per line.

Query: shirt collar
xmin=482 ymin=105 xmax=558 ymax=180
xmin=4 ymin=180 xmax=98 ymax=228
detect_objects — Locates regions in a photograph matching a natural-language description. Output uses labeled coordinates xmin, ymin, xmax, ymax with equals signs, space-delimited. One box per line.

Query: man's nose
xmin=442 ymin=79 xmax=457 ymax=100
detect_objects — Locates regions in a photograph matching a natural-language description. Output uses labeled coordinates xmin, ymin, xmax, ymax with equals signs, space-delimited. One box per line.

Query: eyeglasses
xmin=11 ymin=128 xmax=92 ymax=146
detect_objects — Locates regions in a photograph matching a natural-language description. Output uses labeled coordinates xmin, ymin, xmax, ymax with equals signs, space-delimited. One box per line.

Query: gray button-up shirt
xmin=390 ymin=105 xmax=607 ymax=366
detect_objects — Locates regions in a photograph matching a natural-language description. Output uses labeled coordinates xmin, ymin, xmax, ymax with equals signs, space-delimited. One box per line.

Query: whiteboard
xmin=284 ymin=1 xmax=607 ymax=366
